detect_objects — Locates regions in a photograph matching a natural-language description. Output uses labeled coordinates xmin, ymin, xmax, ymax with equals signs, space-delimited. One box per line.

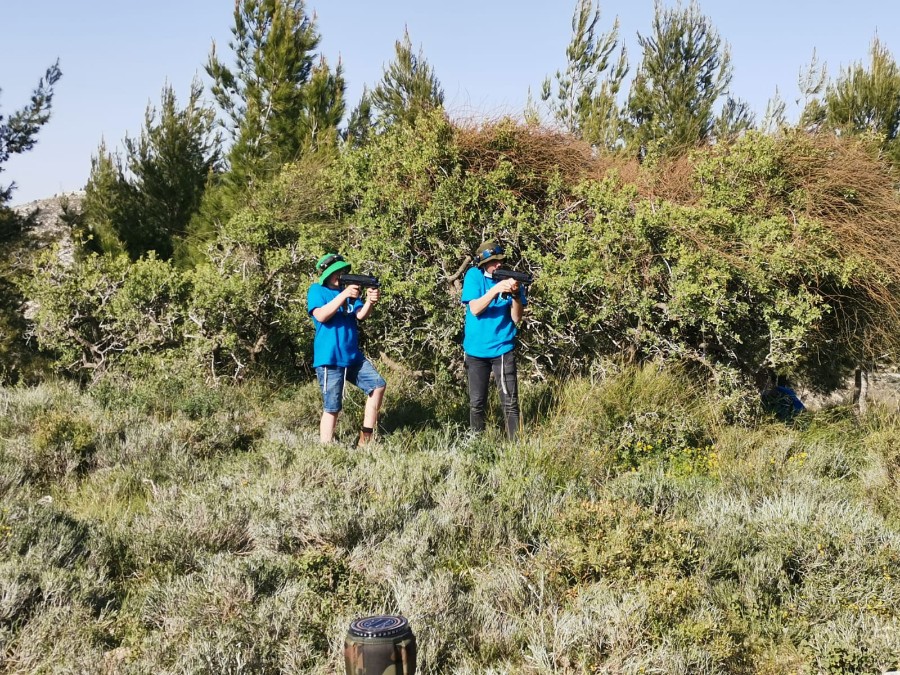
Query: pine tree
xmin=82 ymin=82 xmax=221 ymax=260
xmin=797 ymin=51 xmax=828 ymax=132
xmin=345 ymin=86 xmax=374 ymax=147
xmin=0 ymin=61 xmax=61 ymax=383
xmin=762 ymin=88 xmax=788 ymax=135
xmin=624 ymin=1 xmax=735 ymax=159
xmin=0 ymin=60 xmax=62 ymax=232
xmin=826 ymin=37 xmax=900 ymax=162
xmin=540 ymin=0 xmax=627 ymax=150
xmin=371 ymin=29 xmax=444 ymax=127
xmin=123 ymin=81 xmax=221 ymax=258
xmin=713 ymin=96 xmax=754 ymax=143
xmin=206 ymin=0 xmax=345 ymax=189
xmin=80 ymin=140 xmax=130 ymax=256
xmin=295 ymin=56 xmax=346 ymax=146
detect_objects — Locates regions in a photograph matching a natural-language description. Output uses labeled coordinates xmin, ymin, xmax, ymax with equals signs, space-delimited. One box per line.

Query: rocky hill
xmin=11 ymin=191 xmax=82 ymax=266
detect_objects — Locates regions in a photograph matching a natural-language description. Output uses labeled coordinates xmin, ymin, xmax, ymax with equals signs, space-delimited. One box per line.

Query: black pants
xmin=465 ymin=351 xmax=520 ymax=439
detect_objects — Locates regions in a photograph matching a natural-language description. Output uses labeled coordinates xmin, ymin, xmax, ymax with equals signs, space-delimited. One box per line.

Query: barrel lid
xmin=348 ymin=615 xmax=412 ymax=639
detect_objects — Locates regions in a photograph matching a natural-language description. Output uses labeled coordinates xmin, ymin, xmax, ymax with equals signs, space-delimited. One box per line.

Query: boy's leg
xmin=363 ymin=385 xmax=385 ymax=429
xmin=320 ymin=411 xmax=340 ymax=444
xmin=466 ymin=354 xmax=492 ymax=433
xmin=348 ymin=359 xmax=387 ymax=445
xmin=492 ymin=350 xmax=520 ymax=440
xmin=316 ymin=365 xmax=345 ymax=444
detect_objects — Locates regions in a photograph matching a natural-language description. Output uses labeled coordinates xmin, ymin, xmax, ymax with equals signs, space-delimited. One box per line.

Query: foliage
xmin=182 ymin=155 xmax=340 ymax=379
xmin=27 ymin=108 xmax=900 ymax=396
xmin=122 ymin=81 xmax=221 ymax=258
xmin=544 ymin=365 xmax=720 ymax=470
xmin=27 ymin=411 xmax=97 ymax=484
xmin=0 ymin=61 xmax=62 ymax=206
xmin=624 ymin=1 xmax=740 ymax=159
xmin=2 ymin=370 xmax=900 ymax=672
xmin=371 ymin=29 xmax=445 ymax=128
xmin=344 ymin=86 xmax=374 ymax=148
xmin=80 ymin=83 xmax=221 ymax=261
xmin=0 ymin=63 xmax=62 ymax=384
xmin=206 ymin=0 xmax=345 ymax=192
xmin=27 ymin=252 xmax=189 ymax=374
xmin=0 ymin=218 xmax=54 ymax=385
xmin=826 ymin=37 xmax=900 ymax=165
xmin=540 ymin=0 xmax=628 ymax=150
xmin=29 ymin=152 xmax=344 ymax=381
xmin=331 ymin=114 xmax=897 ymax=390
xmin=78 ymin=141 xmax=129 ymax=257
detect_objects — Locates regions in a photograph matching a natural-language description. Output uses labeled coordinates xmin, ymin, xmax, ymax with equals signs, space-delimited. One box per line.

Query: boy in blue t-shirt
xmin=461 ymin=240 xmax=528 ymax=439
xmin=307 ymin=253 xmax=386 ymax=445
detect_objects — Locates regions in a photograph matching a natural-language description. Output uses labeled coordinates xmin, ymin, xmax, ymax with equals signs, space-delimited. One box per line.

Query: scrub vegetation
xmin=2 ymin=367 xmax=900 ymax=673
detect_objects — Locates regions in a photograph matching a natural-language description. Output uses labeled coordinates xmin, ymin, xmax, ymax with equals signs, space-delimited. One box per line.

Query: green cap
xmin=316 ymin=253 xmax=351 ymax=284
xmin=475 ymin=240 xmax=506 ymax=267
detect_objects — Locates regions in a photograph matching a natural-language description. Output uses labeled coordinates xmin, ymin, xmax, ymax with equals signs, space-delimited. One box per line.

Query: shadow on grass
xmin=379 ymin=393 xmax=468 ymax=434
xmin=520 ymin=380 xmax=561 ymax=427
xmin=378 ymin=378 xmax=564 ymax=436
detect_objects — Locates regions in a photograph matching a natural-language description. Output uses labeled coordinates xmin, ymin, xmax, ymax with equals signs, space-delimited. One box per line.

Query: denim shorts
xmin=316 ymin=359 xmax=386 ymax=413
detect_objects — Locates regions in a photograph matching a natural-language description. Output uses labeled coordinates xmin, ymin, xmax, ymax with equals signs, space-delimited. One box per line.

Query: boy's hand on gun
xmin=366 ymin=287 xmax=380 ymax=304
xmin=343 ymin=284 xmax=361 ymax=300
xmin=496 ymin=278 xmax=519 ymax=295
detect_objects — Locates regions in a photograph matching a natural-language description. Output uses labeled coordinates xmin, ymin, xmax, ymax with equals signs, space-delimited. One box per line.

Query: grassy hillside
xmin=2 ymin=364 xmax=899 ymax=673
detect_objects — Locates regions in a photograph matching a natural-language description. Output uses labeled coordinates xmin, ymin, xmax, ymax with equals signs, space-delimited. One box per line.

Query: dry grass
xmin=786 ymin=134 xmax=900 ymax=280
xmin=454 ymin=120 xmax=597 ymax=186
xmin=634 ymin=153 xmax=700 ymax=205
xmin=781 ymin=133 xmax=900 ymax=356
xmin=2 ymin=371 xmax=900 ymax=672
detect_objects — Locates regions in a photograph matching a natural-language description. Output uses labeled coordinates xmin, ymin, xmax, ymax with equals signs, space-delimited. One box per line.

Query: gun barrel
xmin=339 ymin=273 xmax=380 ymax=289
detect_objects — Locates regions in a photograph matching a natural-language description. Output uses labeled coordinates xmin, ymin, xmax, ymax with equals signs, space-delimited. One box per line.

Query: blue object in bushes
xmin=762 ymin=385 xmax=805 ymax=420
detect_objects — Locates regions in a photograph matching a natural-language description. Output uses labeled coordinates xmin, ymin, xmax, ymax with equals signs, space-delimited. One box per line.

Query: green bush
xmin=27 ymin=252 xmax=188 ymax=375
xmin=26 ymin=119 xmax=899 ymax=396
xmin=28 ymin=410 xmax=96 ymax=483
xmin=329 ymin=115 xmax=893 ymax=394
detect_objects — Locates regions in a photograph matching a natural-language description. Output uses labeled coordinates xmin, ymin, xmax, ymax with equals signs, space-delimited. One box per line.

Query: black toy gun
xmin=493 ymin=268 xmax=533 ymax=298
xmin=339 ymin=273 xmax=380 ymax=289
xmin=493 ymin=269 xmax=533 ymax=286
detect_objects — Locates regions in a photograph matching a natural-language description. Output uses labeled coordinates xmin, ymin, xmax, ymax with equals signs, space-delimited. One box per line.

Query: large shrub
xmin=28 ymin=252 xmax=189 ymax=375
xmin=182 ymin=154 xmax=342 ymax=379
xmin=331 ymin=114 xmax=898 ymax=391
xmin=28 ymin=156 xmax=340 ymax=380
xmin=26 ymin=116 xmax=900 ymax=392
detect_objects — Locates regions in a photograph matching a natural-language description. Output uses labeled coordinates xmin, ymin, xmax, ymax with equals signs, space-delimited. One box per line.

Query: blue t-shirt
xmin=307 ymin=284 xmax=365 ymax=367
xmin=461 ymin=267 xmax=527 ymax=358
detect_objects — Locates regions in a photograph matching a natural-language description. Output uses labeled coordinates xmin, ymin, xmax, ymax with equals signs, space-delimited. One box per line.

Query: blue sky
xmin=2 ymin=0 xmax=897 ymax=205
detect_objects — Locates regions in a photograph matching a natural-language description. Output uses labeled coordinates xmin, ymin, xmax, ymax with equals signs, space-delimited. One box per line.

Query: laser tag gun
xmin=493 ymin=268 xmax=533 ymax=298
xmin=339 ymin=273 xmax=381 ymax=289
xmin=493 ymin=269 xmax=533 ymax=286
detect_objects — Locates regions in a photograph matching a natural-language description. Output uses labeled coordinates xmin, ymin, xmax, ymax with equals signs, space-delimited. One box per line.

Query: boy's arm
xmin=468 ymin=278 xmax=517 ymax=316
xmin=312 ymin=286 xmax=358 ymax=323
xmin=510 ymin=290 xmax=524 ymax=323
xmin=356 ymin=287 xmax=379 ymax=321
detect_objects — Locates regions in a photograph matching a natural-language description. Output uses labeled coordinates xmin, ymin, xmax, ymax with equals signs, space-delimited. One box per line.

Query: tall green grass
xmin=1 ymin=366 xmax=899 ymax=673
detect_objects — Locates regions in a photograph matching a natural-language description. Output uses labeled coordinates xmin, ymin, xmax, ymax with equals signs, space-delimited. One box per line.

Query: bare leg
xmin=363 ymin=386 xmax=385 ymax=428
xmin=320 ymin=411 xmax=339 ymax=444
xmin=359 ymin=386 xmax=385 ymax=445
